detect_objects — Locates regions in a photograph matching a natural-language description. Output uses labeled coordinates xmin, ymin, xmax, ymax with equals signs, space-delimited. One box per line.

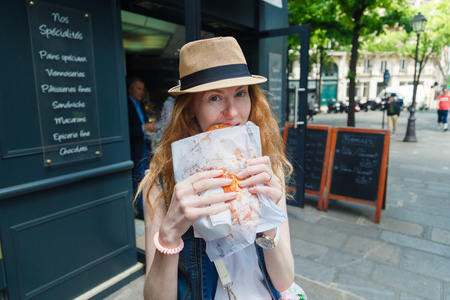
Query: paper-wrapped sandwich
xmin=171 ymin=122 xmax=287 ymax=261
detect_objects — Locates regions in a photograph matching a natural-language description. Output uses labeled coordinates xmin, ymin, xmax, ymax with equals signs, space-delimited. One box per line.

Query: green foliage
xmin=363 ymin=0 xmax=450 ymax=82
xmin=347 ymin=70 xmax=356 ymax=80
xmin=289 ymin=0 xmax=409 ymax=126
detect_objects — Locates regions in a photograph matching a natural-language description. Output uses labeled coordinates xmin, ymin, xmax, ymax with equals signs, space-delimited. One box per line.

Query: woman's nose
xmin=221 ymin=100 xmax=238 ymax=118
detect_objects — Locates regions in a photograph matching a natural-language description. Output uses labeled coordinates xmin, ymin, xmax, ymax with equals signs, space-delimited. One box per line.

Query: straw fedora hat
xmin=168 ymin=36 xmax=267 ymax=96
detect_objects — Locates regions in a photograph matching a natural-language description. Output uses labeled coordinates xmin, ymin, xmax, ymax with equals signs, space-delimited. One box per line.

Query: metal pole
xmin=185 ymin=0 xmax=201 ymax=43
xmin=382 ymin=83 xmax=386 ymax=129
xmin=404 ymin=33 xmax=420 ymax=142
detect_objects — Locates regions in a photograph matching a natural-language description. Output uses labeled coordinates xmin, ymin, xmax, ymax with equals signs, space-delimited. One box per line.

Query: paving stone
xmin=445 ymin=282 xmax=450 ymax=300
xmin=290 ymin=238 xmax=329 ymax=262
xmin=400 ymin=292 xmax=427 ymax=300
xmin=317 ymin=217 xmax=380 ymax=239
xmin=287 ymin=204 xmax=322 ymax=224
xmin=360 ymin=217 xmax=423 ymax=237
xmin=337 ymin=273 xmax=396 ymax=299
xmin=402 ymin=177 xmax=423 ymax=184
xmin=293 ymin=275 xmax=363 ymax=300
xmin=289 ymin=219 xmax=349 ymax=249
xmin=411 ymin=194 xmax=450 ymax=208
xmin=343 ymin=235 xmax=401 ymax=265
xmin=401 ymin=249 xmax=450 ymax=281
xmin=294 ymin=255 xmax=336 ymax=286
xmin=431 ymin=227 xmax=450 ymax=246
xmin=381 ymin=231 xmax=450 ymax=258
xmin=386 ymin=206 xmax=450 ymax=230
xmin=405 ymin=187 xmax=449 ymax=199
xmin=426 ymin=183 xmax=450 ymax=193
xmin=372 ymin=264 xmax=441 ymax=299
xmin=402 ymin=201 xmax=450 ymax=218
xmin=326 ymin=250 xmax=374 ymax=277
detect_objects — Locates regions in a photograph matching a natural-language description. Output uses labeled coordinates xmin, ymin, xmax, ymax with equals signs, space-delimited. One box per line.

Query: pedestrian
xmin=437 ymin=88 xmax=450 ymax=132
xmin=138 ymin=37 xmax=306 ymax=300
xmin=386 ymin=95 xmax=401 ymax=136
xmin=126 ymin=76 xmax=158 ymax=217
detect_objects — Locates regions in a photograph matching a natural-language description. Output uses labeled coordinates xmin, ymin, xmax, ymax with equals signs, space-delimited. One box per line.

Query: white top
xmin=214 ymin=244 xmax=272 ymax=300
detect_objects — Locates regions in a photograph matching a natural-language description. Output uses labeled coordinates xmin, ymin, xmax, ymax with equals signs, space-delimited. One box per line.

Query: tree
xmin=288 ymin=1 xmax=347 ymax=106
xmin=289 ymin=0 xmax=409 ymax=126
xmin=364 ymin=0 xmax=450 ymax=94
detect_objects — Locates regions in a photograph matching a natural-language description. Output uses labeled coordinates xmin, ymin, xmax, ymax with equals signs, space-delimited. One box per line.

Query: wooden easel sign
xmin=323 ymin=127 xmax=390 ymax=223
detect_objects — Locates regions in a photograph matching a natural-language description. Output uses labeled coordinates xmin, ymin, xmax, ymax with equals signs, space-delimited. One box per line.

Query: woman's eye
xmin=209 ymin=95 xmax=221 ymax=102
xmin=236 ymin=91 xmax=246 ymax=98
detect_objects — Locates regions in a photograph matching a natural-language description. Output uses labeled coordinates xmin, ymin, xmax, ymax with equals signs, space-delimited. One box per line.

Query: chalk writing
xmin=330 ymin=131 xmax=386 ymax=202
xmin=39 ymin=24 xmax=83 ymax=40
xmin=28 ymin=1 xmax=101 ymax=165
xmin=304 ymin=128 xmax=329 ymax=192
xmin=44 ymin=69 xmax=86 ymax=77
xmin=52 ymin=101 xmax=86 ymax=109
xmin=54 ymin=116 xmax=87 ymax=124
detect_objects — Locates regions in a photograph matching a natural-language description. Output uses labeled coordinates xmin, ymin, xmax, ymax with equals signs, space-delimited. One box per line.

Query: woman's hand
xmin=236 ymin=156 xmax=283 ymax=205
xmin=159 ymin=169 xmax=236 ymax=247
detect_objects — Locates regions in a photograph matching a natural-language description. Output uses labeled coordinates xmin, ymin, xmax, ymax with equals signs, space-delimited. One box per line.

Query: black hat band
xmin=180 ymin=64 xmax=251 ymax=90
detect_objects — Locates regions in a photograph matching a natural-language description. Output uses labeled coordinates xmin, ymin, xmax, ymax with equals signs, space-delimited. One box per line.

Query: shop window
xmin=380 ymin=60 xmax=387 ymax=73
xmin=364 ymin=59 xmax=371 ymax=74
xmin=399 ymin=59 xmax=406 ymax=73
xmin=362 ymin=82 xmax=369 ymax=98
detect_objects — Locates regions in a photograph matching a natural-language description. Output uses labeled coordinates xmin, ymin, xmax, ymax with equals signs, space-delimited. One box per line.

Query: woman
xmin=140 ymin=37 xmax=298 ymax=299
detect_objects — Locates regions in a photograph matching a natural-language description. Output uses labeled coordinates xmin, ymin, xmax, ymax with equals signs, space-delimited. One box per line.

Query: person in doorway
xmin=386 ymin=95 xmax=401 ymax=136
xmin=127 ymin=76 xmax=158 ymax=217
xmin=307 ymin=95 xmax=315 ymax=122
xmin=138 ymin=37 xmax=306 ymax=300
xmin=437 ymin=88 xmax=450 ymax=132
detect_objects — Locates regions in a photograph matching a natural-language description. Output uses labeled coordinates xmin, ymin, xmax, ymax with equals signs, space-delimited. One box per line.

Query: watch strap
xmin=273 ymin=226 xmax=280 ymax=247
xmin=257 ymin=226 xmax=280 ymax=248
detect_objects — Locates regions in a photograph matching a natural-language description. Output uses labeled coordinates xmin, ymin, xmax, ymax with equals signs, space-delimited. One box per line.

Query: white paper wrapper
xmin=171 ymin=121 xmax=287 ymax=261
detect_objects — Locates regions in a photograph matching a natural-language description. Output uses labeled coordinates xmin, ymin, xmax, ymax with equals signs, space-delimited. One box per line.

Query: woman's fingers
xmin=191 ymin=177 xmax=232 ymax=194
xmin=234 ymin=156 xmax=284 ymax=204
xmin=183 ymin=200 xmax=231 ymax=220
xmin=248 ymin=185 xmax=283 ymax=205
xmin=237 ymin=157 xmax=272 ymax=180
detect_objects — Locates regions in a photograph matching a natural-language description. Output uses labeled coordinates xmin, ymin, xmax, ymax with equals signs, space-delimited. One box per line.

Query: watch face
xmin=256 ymin=237 xmax=274 ymax=249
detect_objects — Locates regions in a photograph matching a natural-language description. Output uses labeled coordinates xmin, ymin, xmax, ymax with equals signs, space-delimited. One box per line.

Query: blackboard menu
xmin=284 ymin=126 xmax=299 ymax=189
xmin=283 ymin=124 xmax=305 ymax=207
xmin=304 ymin=127 xmax=330 ymax=193
xmin=27 ymin=1 xmax=101 ymax=166
xmin=329 ymin=130 xmax=386 ymax=202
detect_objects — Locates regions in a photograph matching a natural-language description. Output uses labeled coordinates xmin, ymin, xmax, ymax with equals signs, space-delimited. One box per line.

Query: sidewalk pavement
xmin=105 ymin=109 xmax=450 ymax=300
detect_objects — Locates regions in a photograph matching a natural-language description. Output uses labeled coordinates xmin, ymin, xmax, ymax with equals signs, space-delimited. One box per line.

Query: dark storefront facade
xmin=0 ymin=0 xmax=307 ymax=298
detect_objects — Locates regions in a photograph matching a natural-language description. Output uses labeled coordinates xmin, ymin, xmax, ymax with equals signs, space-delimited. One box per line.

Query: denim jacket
xmin=178 ymin=227 xmax=280 ymax=300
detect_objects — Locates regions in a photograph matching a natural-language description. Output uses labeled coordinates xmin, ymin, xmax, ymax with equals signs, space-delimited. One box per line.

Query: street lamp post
xmin=404 ymin=12 xmax=427 ymax=142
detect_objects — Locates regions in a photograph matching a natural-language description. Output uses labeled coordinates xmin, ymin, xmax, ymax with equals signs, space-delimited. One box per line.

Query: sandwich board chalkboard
xmin=323 ymin=127 xmax=390 ymax=223
xmin=283 ymin=124 xmax=332 ymax=209
xmin=303 ymin=125 xmax=332 ymax=210
xmin=283 ymin=123 xmax=305 ymax=208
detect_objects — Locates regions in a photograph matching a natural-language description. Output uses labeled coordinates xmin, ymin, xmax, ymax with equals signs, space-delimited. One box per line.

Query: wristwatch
xmin=256 ymin=227 xmax=280 ymax=249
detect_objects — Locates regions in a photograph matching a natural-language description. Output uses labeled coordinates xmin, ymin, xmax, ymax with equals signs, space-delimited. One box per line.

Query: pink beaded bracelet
xmin=153 ymin=232 xmax=184 ymax=255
